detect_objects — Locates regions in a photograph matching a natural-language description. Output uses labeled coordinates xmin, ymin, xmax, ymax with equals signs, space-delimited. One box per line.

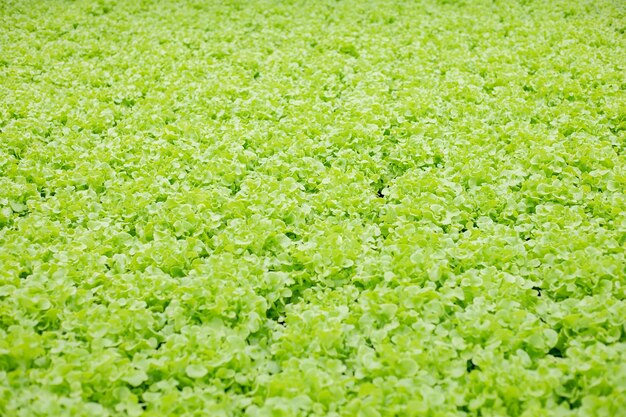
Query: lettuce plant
xmin=1 ymin=0 xmax=625 ymax=416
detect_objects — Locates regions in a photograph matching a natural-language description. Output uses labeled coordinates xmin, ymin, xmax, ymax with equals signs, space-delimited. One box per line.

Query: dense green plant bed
xmin=1 ymin=0 xmax=625 ymax=415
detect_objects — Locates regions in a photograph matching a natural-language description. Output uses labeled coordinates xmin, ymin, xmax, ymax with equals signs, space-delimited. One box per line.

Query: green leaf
xmin=185 ymin=364 xmax=208 ymax=379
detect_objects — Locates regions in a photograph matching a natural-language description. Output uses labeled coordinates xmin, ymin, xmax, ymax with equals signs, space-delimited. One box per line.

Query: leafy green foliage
xmin=1 ymin=0 xmax=625 ymax=416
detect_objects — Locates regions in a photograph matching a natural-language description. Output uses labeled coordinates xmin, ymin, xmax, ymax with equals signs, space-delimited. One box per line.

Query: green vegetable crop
xmin=1 ymin=0 xmax=625 ymax=416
